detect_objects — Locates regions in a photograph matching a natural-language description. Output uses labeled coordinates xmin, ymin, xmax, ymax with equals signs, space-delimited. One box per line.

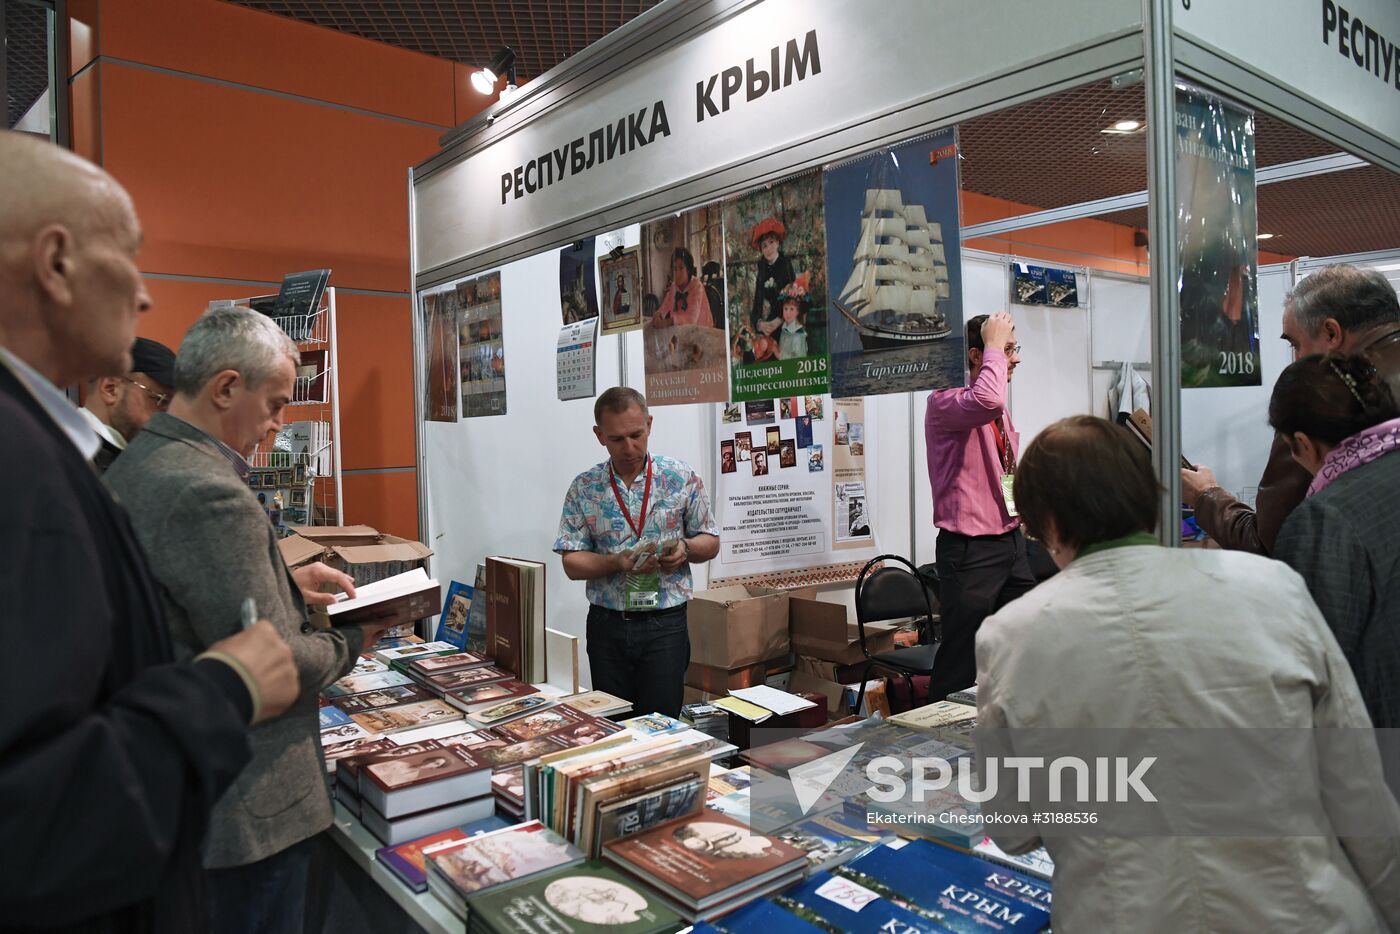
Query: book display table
xmin=328 ymin=802 xmax=460 ymax=934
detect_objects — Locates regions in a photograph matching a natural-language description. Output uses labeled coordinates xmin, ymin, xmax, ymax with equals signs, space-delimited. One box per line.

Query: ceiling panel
xmin=5 ymin=0 xmax=51 ymax=129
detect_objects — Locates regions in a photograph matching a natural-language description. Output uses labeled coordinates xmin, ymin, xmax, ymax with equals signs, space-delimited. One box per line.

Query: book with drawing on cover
xmin=486 ymin=556 xmax=547 ymax=684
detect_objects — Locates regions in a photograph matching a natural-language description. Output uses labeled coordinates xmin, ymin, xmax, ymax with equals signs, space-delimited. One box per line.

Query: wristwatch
xmin=678 ymin=538 xmax=691 ymax=562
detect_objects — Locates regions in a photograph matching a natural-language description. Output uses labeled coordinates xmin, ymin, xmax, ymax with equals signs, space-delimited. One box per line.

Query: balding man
xmin=0 ymin=130 xmax=298 ymax=932
xmin=82 ymin=335 xmax=177 ymax=471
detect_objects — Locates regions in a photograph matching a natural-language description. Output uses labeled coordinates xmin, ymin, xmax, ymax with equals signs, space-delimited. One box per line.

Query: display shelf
xmin=328 ymin=803 xmax=460 ymax=934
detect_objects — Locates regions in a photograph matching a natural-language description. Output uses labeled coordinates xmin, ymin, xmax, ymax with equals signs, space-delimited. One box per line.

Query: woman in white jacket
xmin=973 ymin=415 xmax=1400 ymax=933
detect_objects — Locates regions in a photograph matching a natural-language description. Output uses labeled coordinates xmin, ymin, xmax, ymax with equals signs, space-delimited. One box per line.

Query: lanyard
xmin=609 ymin=456 xmax=653 ymax=542
xmin=992 ymin=417 xmax=1015 ymax=475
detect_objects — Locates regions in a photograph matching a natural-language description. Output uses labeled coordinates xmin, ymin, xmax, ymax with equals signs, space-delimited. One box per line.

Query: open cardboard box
xmin=687 ymin=584 xmax=790 ymax=669
xmin=788 ymin=590 xmax=900 ymax=665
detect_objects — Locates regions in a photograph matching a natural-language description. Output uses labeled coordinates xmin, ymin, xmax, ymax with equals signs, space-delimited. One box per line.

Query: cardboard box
xmin=292 ymin=525 xmax=381 ymax=548
xmin=794 ymin=655 xmax=870 ymax=685
xmin=789 ymin=669 xmax=850 ymax=716
xmin=687 ymin=585 xmax=789 ymax=669
xmin=278 ymin=533 xmax=325 ymax=569
xmin=325 ymin=534 xmax=434 ymax=585
xmin=789 ymin=593 xmax=899 ymax=665
xmin=685 ymin=661 xmax=769 ymax=694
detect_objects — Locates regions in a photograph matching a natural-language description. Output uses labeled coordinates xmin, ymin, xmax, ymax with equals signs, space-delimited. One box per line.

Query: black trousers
xmin=586 ymin=603 xmax=690 ymax=718
xmin=929 ymin=528 xmax=1036 ymax=698
xmin=207 ymin=835 xmax=314 ymax=934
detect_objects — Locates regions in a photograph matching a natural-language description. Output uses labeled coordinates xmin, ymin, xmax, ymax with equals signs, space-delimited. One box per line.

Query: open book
xmin=326 ymin=567 xmax=440 ymax=629
xmin=1124 ymin=408 xmax=1194 ymax=470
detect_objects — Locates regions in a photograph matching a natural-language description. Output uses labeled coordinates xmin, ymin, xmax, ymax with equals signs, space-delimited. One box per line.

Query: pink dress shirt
xmin=924 ymin=347 xmax=1020 ymax=536
xmin=656 ymin=276 xmax=712 ymax=328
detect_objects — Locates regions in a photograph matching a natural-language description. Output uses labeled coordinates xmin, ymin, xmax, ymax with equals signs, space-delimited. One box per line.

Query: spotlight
xmin=472 ymin=47 xmax=517 ymax=96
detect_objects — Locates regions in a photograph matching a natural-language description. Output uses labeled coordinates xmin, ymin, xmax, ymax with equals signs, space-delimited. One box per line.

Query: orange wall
xmin=68 ymin=0 xmax=494 ymax=541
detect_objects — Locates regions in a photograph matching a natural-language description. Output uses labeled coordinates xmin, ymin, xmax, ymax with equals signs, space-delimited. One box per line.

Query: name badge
xmin=1001 ymin=473 xmax=1018 ymax=517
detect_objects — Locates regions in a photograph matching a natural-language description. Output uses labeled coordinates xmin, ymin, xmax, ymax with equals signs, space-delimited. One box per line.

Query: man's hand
xmin=657 ymin=539 xmax=689 ymax=573
xmin=981 ymin=311 xmax=1014 ymax=351
xmin=209 ymin=620 xmax=299 ymax=724
xmin=291 ymin=561 xmax=355 ymax=607
xmin=1181 ymin=463 xmax=1221 ymax=507
xmin=616 ymin=546 xmax=659 ymax=575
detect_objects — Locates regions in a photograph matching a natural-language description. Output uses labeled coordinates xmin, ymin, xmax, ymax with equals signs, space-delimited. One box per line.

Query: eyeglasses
xmin=1005 ymin=344 xmax=1022 ymax=356
xmin=124 ymin=376 xmax=170 ymax=410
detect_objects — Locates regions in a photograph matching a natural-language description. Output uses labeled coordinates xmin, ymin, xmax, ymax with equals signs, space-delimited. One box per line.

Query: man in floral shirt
xmin=555 ymin=387 xmax=720 ymax=716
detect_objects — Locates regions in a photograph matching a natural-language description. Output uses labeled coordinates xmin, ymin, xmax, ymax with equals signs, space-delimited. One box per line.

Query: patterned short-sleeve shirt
xmin=554 ymin=453 xmax=719 ymax=610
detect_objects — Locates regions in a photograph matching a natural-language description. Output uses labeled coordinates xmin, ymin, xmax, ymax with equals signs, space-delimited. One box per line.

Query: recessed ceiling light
xmin=1112 ymin=119 xmax=1141 ymax=132
xmin=1257 ymin=233 xmax=1275 ymax=240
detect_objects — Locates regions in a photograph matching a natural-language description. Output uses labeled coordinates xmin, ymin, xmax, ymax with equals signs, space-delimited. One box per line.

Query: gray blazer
xmin=106 ymin=413 xmax=363 ymax=868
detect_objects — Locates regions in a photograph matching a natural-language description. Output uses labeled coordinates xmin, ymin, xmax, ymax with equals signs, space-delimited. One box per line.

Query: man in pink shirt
xmin=925 ymin=311 xmax=1035 ymax=697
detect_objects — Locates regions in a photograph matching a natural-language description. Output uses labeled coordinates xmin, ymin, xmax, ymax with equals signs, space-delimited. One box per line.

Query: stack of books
xmin=680 ymin=702 xmax=729 ymax=741
xmin=619 ymin=713 xmax=689 ymax=736
xmin=444 ymin=681 xmax=543 ymax=719
xmin=887 ymin=700 xmax=978 ymax=735
xmin=338 ymin=740 xmax=494 ymax=845
xmin=559 ymin=690 xmax=632 ymax=718
xmin=772 ymin=809 xmax=892 ymax=875
xmin=349 ymin=698 xmax=464 ymax=736
xmin=426 ymin=820 xmax=584 ymax=921
xmin=602 ymin=812 xmax=808 ymax=922
xmin=374 ymin=813 xmax=512 ymax=893
xmin=463 ymin=860 xmax=681 ymax=934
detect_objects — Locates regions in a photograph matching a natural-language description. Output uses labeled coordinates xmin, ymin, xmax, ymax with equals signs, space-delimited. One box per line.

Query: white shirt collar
xmin=79 ymin=405 xmax=128 ymax=451
xmin=0 ymin=347 xmax=102 ymax=459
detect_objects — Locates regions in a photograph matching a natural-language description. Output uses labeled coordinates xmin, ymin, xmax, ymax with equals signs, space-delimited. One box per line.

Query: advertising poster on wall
xmin=714 ymin=394 xmax=875 ymax=585
xmin=1176 ymin=85 xmax=1261 ymax=388
xmin=639 ymin=207 xmax=729 ymax=405
xmin=559 ymin=237 xmax=599 ymax=324
xmin=724 ymin=172 xmax=830 ymax=402
xmin=458 ymin=272 xmax=507 ymax=418
xmin=598 ymin=246 xmax=643 ymax=335
xmin=421 ymin=288 xmax=459 ymax=422
xmin=823 ymin=129 xmax=965 ymax=399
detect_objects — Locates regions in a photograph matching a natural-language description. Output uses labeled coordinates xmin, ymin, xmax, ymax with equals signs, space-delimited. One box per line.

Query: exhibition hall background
xmin=64 ymin=0 xmax=1296 ymax=538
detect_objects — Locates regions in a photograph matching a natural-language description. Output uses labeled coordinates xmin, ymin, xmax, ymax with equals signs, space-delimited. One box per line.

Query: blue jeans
xmin=208 ymin=836 xmax=314 ymax=934
xmin=586 ymin=604 xmax=690 ymax=718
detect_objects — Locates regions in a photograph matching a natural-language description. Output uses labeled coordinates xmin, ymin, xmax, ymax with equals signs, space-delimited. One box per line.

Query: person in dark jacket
xmin=0 ymin=129 xmax=298 ymax=933
xmin=1183 ymin=263 xmax=1400 ymax=554
xmin=1271 ymin=353 xmax=1400 ymax=730
xmin=80 ymin=336 xmax=176 ymax=472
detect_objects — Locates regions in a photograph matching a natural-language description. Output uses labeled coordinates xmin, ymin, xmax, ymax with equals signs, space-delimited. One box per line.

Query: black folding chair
xmin=853 ymin=554 xmax=940 ymax=715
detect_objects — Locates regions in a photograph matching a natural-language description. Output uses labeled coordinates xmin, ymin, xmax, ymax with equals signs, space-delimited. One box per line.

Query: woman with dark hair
xmin=1272 ymin=353 xmax=1400 ymax=729
xmin=748 ymin=217 xmax=794 ymax=338
xmin=971 ymin=415 xmax=1400 ymax=933
xmin=654 ymin=246 xmax=712 ymax=328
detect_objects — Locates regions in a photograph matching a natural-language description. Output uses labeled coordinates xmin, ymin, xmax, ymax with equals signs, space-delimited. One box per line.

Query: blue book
xmin=840 ymin=845 xmax=1050 ymax=933
xmin=774 ymin=809 xmax=889 ymax=874
xmin=460 ymin=813 xmax=513 ymax=836
xmin=901 ymin=839 xmax=1051 ymax=910
xmin=710 ymin=898 xmax=831 ymax=934
xmin=319 ymin=706 xmax=352 ymax=730
xmin=435 ymin=580 xmax=473 ymax=649
xmin=769 ymin=871 xmax=951 ymax=934
xmin=465 ymin=563 xmax=490 ymax=656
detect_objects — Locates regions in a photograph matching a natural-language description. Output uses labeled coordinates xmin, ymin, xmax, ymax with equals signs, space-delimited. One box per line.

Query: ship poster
xmin=723 ymin=172 xmax=830 ymax=402
xmin=823 ymin=127 xmax=965 ymax=398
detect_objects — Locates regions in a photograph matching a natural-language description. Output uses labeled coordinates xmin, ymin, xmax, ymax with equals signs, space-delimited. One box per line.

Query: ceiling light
xmin=472 ymin=47 xmax=516 ymax=96
xmin=1256 ymin=233 xmax=1275 ymax=240
xmin=1112 ymin=119 xmax=1141 ymax=132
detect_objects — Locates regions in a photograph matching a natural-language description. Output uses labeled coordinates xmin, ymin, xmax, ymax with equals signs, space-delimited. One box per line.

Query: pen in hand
xmin=241 ymin=597 xmax=258 ymax=631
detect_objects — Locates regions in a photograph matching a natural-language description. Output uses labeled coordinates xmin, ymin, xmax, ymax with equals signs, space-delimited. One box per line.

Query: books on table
xmin=350 ymin=699 xmax=463 ymax=735
xmin=420 ymin=665 xmax=513 ymax=693
xmin=403 ymin=651 xmax=492 ymax=677
xmin=602 ymin=811 xmax=808 ymax=921
xmin=972 ymin=835 xmax=1054 ymax=881
xmin=772 ymin=808 xmax=893 ymax=875
xmin=359 ymin=745 xmax=491 ymax=819
xmin=361 ymin=795 xmax=495 ymax=847
xmin=887 ymin=700 xmax=978 ymax=732
xmin=463 ymin=860 xmax=681 ymax=934
xmin=374 ymin=639 xmax=460 ymax=665
xmin=426 ymin=820 xmax=585 ymax=919
xmin=561 ymin=690 xmax=632 ymax=718
xmin=619 ymin=713 xmax=688 ymax=736
xmin=323 ymin=669 xmax=413 ymax=698
xmin=330 ymin=683 xmax=435 ymax=715
xmin=443 ymin=680 xmax=542 ymax=716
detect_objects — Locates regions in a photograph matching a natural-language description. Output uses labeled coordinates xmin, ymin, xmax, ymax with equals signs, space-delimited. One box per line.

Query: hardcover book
xmin=330 ymin=683 xmax=434 ymax=715
xmin=971 ymin=836 xmax=1054 ymax=882
xmin=473 ymin=735 xmax=574 ymax=769
xmin=620 ymin=713 xmax=688 ymax=736
xmin=464 ymin=860 xmax=682 ymax=934
xmin=376 ymin=828 xmax=470 ymax=893
xmin=319 ymin=706 xmax=353 ymax=730
xmin=361 ymin=795 xmax=495 ymax=847
xmin=323 ymin=669 xmax=412 ymax=698
xmin=771 ymin=871 xmax=950 ymax=934
xmin=464 ymin=691 xmax=551 ymax=725
xmin=373 ymin=639 xmax=460 ymax=665
xmin=349 ymin=655 xmax=390 ymax=676
xmin=773 ymin=810 xmax=890 ymax=874
xmin=602 ymin=811 xmax=807 ymax=913
xmin=466 ymin=562 xmax=491 ymax=656
xmin=350 ymin=699 xmax=464 ymax=735
xmin=445 ymin=679 xmax=541 ymax=713
xmin=319 ymin=722 xmax=373 ymax=749
xmin=429 ymin=820 xmax=584 ymax=903
xmin=406 ymin=651 xmax=491 ymax=677
xmin=360 ymin=745 xmax=491 ymax=819
xmin=496 ymin=705 xmax=588 ymax=742
xmin=424 ymin=665 xmax=513 ymax=692
xmin=887 ymin=700 xmax=978 ymax=731
xmin=592 ymin=775 xmax=705 ymax=853
xmin=704 ymin=897 xmax=833 ymax=934
xmin=903 ymin=838 xmax=1052 ymax=908
xmin=436 ymin=579 xmax=474 ymax=649
xmin=485 ymin=556 xmax=547 ymax=684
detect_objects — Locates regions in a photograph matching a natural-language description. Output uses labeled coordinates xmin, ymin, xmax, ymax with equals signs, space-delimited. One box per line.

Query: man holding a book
xmin=555 ymin=387 xmax=720 ymax=718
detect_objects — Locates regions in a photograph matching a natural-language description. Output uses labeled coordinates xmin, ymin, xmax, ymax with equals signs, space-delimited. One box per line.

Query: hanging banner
xmin=598 ymin=246 xmax=643 ymax=335
xmin=713 ymin=394 xmax=876 ymax=586
xmin=639 ymin=207 xmax=729 ymax=406
xmin=823 ymin=129 xmax=965 ymax=398
xmin=559 ymin=238 xmax=599 ymax=324
xmin=1177 ymin=86 xmax=1262 ymax=389
xmin=421 ymin=289 xmax=459 ymax=422
xmin=724 ymin=172 xmax=831 ymax=402
xmin=459 ymin=272 xmax=507 ymax=418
